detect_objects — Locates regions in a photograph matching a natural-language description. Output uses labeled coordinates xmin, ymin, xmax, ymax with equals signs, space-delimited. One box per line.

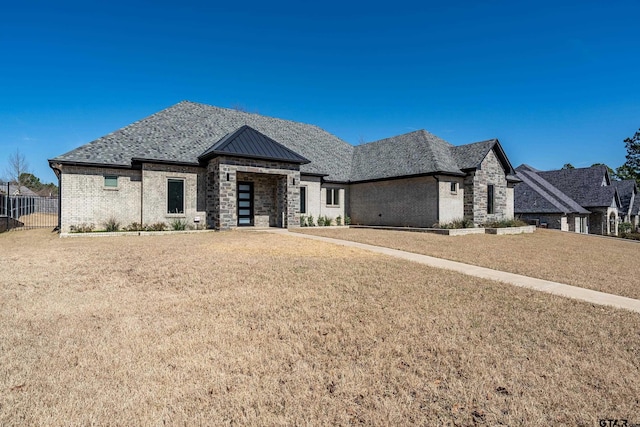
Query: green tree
xmin=562 ymin=163 xmax=575 ymax=169
xmin=19 ymin=172 xmax=43 ymax=191
xmin=618 ymin=128 xmax=640 ymax=186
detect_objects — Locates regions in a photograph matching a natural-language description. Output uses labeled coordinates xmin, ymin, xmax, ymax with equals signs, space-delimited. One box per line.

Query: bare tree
xmin=6 ymin=148 xmax=30 ymax=187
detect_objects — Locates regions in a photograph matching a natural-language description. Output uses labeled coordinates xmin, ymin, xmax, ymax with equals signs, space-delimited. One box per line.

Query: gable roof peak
xmin=199 ymin=125 xmax=310 ymax=164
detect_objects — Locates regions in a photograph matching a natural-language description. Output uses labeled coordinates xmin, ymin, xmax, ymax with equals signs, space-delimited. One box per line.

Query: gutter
xmin=349 ymin=170 xmax=466 ymax=185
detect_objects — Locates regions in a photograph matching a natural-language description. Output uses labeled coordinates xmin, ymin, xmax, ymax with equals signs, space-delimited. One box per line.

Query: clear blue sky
xmin=1 ymin=0 xmax=639 ymax=184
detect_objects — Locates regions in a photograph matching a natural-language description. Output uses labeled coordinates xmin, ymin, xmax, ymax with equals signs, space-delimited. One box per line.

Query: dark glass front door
xmin=237 ymin=182 xmax=254 ymax=226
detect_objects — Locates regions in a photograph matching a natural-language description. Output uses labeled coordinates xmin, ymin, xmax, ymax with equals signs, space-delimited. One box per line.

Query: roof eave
xmin=351 ymin=170 xmax=465 ymax=185
xmin=48 ymin=159 xmax=135 ymax=170
xmin=199 ymin=151 xmax=310 ymax=165
xmin=131 ymin=158 xmax=200 ymax=167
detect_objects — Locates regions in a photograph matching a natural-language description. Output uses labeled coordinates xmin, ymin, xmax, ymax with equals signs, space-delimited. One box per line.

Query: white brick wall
xmin=437 ymin=177 xmax=465 ymax=223
xmin=60 ymin=166 xmax=142 ymax=232
xmin=59 ymin=163 xmax=207 ymax=232
xmin=141 ymin=164 xmax=206 ymax=227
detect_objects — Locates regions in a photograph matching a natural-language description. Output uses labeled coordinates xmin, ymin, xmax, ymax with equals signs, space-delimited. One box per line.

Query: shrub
xmin=482 ymin=218 xmax=529 ymax=228
xmin=307 ymin=215 xmax=315 ymax=227
xmin=621 ymin=232 xmax=640 ymax=241
xmin=433 ymin=218 xmax=475 ymax=229
xmin=170 ymin=218 xmax=188 ymax=231
xmin=316 ymin=215 xmax=325 ymax=227
xmin=126 ymin=222 xmax=146 ymax=232
xmin=70 ymin=223 xmax=95 ymax=233
xmin=323 ymin=216 xmax=332 ymax=226
xmin=344 ymin=216 xmax=351 ymax=225
xmin=147 ymin=222 xmax=167 ymax=231
xmin=336 ymin=215 xmax=342 ymax=226
xmin=103 ymin=217 xmax=120 ymax=232
xmin=300 ymin=214 xmax=307 ymax=227
xmin=619 ymin=222 xmax=633 ymax=236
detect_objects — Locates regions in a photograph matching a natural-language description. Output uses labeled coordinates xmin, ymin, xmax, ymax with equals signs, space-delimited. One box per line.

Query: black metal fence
xmin=0 ymin=193 xmax=59 ymax=231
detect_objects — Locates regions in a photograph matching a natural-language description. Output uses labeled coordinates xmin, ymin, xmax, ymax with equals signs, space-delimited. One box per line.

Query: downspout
xmin=4 ymin=181 xmax=8 ymax=231
xmin=140 ymin=166 xmax=144 ymax=233
xmin=434 ymin=176 xmax=440 ymax=223
xmin=50 ymin=163 xmax=62 ymax=232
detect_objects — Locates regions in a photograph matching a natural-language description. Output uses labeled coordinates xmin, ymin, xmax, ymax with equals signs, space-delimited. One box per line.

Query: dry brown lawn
xmin=17 ymin=212 xmax=58 ymax=227
xmin=294 ymin=227 xmax=640 ymax=300
xmin=1 ymin=229 xmax=639 ymax=425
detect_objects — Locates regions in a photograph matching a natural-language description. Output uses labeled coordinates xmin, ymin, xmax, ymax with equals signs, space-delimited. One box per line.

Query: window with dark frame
xmin=104 ymin=175 xmax=118 ymax=188
xmin=487 ymin=184 xmax=495 ymax=214
xmin=300 ymin=186 xmax=307 ymax=213
xmin=450 ymin=182 xmax=457 ymax=193
xmin=326 ymin=188 xmax=339 ymax=206
xmin=167 ymin=179 xmax=184 ymax=214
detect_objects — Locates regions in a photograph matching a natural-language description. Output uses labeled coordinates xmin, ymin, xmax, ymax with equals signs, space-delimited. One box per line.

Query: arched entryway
xmin=608 ymin=212 xmax=617 ymax=236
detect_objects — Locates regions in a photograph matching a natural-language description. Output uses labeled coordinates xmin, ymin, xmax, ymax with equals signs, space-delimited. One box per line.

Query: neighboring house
xmin=634 ymin=193 xmax=640 ymax=231
xmin=48 ymin=101 xmax=519 ymax=233
xmin=0 ymin=183 xmax=38 ymax=196
xmin=613 ymin=180 xmax=638 ymax=229
xmin=515 ymin=164 xmax=621 ymax=235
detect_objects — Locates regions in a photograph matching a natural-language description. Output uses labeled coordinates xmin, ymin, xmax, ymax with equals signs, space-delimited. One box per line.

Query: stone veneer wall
xmin=589 ymin=207 xmax=619 ymax=236
xmin=464 ymin=149 xmax=511 ymax=225
xmin=206 ymin=157 xmax=300 ymax=230
xmin=237 ymin=172 xmax=278 ymax=227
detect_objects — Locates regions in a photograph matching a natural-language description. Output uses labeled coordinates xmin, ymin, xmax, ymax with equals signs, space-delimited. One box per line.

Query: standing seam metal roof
xmin=199 ymin=125 xmax=310 ymax=164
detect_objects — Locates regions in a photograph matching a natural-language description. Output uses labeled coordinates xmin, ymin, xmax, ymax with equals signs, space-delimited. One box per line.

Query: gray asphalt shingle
xmin=538 ymin=166 xmax=618 ymax=208
xmin=514 ymin=165 xmax=590 ymax=214
xmin=350 ymin=130 xmax=463 ymax=182
xmin=514 ymin=164 xmax=621 ymax=215
xmin=53 ymin=101 xmax=353 ymax=181
xmin=52 ymin=101 xmax=514 ymax=183
xmin=612 ymin=180 xmax=637 ymax=215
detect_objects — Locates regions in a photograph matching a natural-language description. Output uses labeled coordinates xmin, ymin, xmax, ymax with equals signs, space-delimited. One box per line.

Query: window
xmin=450 ymin=182 xmax=457 ymax=193
xmin=300 ymin=186 xmax=307 ymax=213
xmin=326 ymin=188 xmax=339 ymax=206
xmin=487 ymin=184 xmax=495 ymax=214
xmin=167 ymin=179 xmax=184 ymax=214
xmin=104 ymin=175 xmax=118 ymax=188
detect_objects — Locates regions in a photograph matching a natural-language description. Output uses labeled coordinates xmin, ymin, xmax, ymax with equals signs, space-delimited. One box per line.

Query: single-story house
xmin=48 ymin=101 xmax=520 ymax=233
xmin=514 ymin=164 xmax=621 ymax=235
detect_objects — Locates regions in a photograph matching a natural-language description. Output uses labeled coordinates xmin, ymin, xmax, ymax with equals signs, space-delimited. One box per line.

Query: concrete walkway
xmin=267 ymin=229 xmax=640 ymax=314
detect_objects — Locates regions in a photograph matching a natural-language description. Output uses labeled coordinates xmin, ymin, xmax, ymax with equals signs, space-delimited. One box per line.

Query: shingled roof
xmin=514 ymin=165 xmax=590 ymax=214
xmin=537 ymin=165 xmax=620 ymax=208
xmin=514 ymin=164 xmax=621 ymax=215
xmin=52 ymin=101 xmax=353 ymax=181
xmin=633 ymin=190 xmax=640 ymax=215
xmin=350 ymin=130 xmax=463 ymax=182
xmin=612 ymin=180 xmax=637 ymax=216
xmin=51 ymin=101 xmax=515 ymax=183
